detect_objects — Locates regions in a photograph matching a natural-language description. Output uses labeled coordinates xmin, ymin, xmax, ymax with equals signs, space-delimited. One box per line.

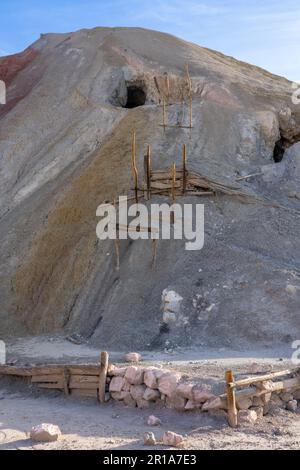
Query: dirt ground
xmin=0 ymin=336 xmax=299 ymax=450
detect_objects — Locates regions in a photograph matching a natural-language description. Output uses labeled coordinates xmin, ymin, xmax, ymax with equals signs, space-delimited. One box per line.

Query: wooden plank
xmin=225 ymin=370 xmax=238 ymax=428
xmin=37 ymin=382 xmax=64 ymax=389
xmin=151 ymin=181 xmax=181 ymax=190
xmin=232 ymin=369 xmax=297 ymax=388
xmin=71 ymin=388 xmax=98 ymax=398
xmin=98 ymin=351 xmax=109 ymax=403
xmin=31 ymin=375 xmax=62 ymax=383
xmin=219 ymin=376 xmax=300 ymax=408
xmin=68 ymin=365 xmax=100 ymax=375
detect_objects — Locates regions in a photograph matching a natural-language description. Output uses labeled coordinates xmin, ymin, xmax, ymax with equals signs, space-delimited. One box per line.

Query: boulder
xmin=162 ymin=431 xmax=184 ymax=447
xmin=166 ymin=394 xmax=187 ymax=411
xmin=109 ymin=376 xmax=125 ymax=393
xmin=110 ymin=367 xmax=127 ymax=377
xmin=280 ymin=392 xmax=294 ymax=403
xmin=130 ymin=384 xmax=146 ymax=402
xmin=143 ymin=387 xmax=160 ymax=401
xmin=158 ymin=372 xmax=181 ymax=397
xmin=192 ymin=384 xmax=214 ymax=403
xmin=125 ymin=366 xmax=144 ymax=385
xmin=125 ymin=352 xmax=142 ymax=363
xmin=237 ymin=397 xmax=253 ymax=410
xmin=122 ymin=380 xmax=131 ymax=392
xmin=110 ymin=391 xmax=129 ymax=400
xmin=143 ymin=432 xmax=156 ymax=446
xmin=202 ymin=396 xmax=223 ymax=411
xmin=123 ymin=393 xmax=137 ymax=408
xmin=185 ymin=400 xmax=202 ymax=411
xmin=147 ymin=415 xmax=162 ymax=426
xmin=30 ymin=423 xmax=61 ymax=442
xmin=176 ymin=383 xmax=194 ymax=400
xmin=286 ymin=400 xmax=298 ymax=412
xmin=144 ymin=369 xmax=159 ymax=389
xmin=238 ymin=410 xmax=258 ymax=426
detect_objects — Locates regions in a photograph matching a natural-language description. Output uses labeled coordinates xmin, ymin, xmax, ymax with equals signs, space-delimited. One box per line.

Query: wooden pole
xmin=98 ymin=351 xmax=109 ymax=403
xmin=185 ymin=63 xmax=192 ymax=129
xmin=146 ymin=144 xmax=151 ymax=200
xmin=62 ymin=367 xmax=70 ymax=396
xmin=151 ymin=239 xmax=157 ymax=269
xmin=225 ymin=370 xmax=238 ymax=427
xmin=131 ymin=129 xmax=139 ymax=204
xmin=163 ymin=97 xmax=167 ymax=132
xmin=165 ymin=74 xmax=170 ymax=102
xmin=182 ymin=144 xmax=187 ymax=194
xmin=113 ymin=199 xmax=120 ymax=270
xmin=171 ymin=163 xmax=176 ymax=225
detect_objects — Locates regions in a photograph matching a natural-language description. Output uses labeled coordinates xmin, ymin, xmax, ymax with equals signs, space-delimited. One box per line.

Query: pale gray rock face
xmin=0 ymin=27 xmax=299 ymax=350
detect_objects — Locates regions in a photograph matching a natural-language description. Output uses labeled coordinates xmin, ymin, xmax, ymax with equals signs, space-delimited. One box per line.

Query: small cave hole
xmin=124 ymin=85 xmax=146 ymax=108
xmin=273 ymin=137 xmax=286 ymax=163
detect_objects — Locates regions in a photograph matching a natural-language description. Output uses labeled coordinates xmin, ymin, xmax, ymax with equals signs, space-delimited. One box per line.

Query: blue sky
xmin=0 ymin=0 xmax=299 ymax=81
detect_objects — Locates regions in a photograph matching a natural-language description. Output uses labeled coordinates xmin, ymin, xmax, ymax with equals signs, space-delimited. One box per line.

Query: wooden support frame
xmin=225 ymin=370 xmax=238 ymax=428
xmin=98 ymin=351 xmax=109 ymax=403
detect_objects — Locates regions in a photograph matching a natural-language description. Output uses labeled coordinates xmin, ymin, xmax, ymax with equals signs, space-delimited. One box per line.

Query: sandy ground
xmin=0 ymin=336 xmax=299 ymax=450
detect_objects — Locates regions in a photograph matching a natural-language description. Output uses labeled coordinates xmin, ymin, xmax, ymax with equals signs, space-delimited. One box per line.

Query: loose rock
xmin=147 ymin=415 xmax=162 ymax=426
xmin=30 ymin=423 xmax=61 ymax=442
xmin=162 ymin=431 xmax=184 ymax=447
xmin=143 ymin=432 xmax=156 ymax=446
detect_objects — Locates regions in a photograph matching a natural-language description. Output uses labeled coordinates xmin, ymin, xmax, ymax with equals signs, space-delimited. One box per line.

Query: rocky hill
xmin=0 ymin=27 xmax=299 ymax=350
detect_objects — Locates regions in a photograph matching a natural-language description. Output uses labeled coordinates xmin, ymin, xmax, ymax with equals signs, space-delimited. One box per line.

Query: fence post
xmin=225 ymin=370 xmax=238 ymax=427
xmin=98 ymin=351 xmax=109 ymax=403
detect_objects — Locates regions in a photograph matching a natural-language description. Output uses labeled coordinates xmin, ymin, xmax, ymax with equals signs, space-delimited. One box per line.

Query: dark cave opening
xmin=124 ymin=85 xmax=146 ymax=108
xmin=273 ymin=137 xmax=286 ymax=163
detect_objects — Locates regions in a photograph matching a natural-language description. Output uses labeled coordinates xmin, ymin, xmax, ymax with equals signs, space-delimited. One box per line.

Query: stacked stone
xmin=107 ymin=365 xmax=300 ymax=424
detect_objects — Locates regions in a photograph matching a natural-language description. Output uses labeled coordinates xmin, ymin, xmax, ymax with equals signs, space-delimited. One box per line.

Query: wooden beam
xmin=182 ymin=144 xmax=187 ymax=194
xmin=131 ymin=129 xmax=138 ymax=204
xmin=98 ymin=351 xmax=109 ymax=404
xmin=63 ymin=367 xmax=70 ymax=396
xmin=145 ymin=145 xmax=151 ymax=200
xmin=225 ymin=370 xmax=238 ymax=427
xmin=185 ymin=63 xmax=193 ymax=129
xmin=163 ymin=97 xmax=167 ymax=132
xmin=231 ymin=369 xmax=297 ymax=388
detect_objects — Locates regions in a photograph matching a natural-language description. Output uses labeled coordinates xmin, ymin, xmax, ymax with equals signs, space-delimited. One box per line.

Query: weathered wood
xmin=162 ymin=97 xmax=167 ymax=131
xmin=225 ymin=370 xmax=238 ymax=427
xmin=220 ymin=376 xmax=300 ymax=408
xmin=146 ymin=145 xmax=151 ymax=199
xmin=71 ymin=388 xmax=98 ymax=398
xmin=31 ymin=375 xmax=62 ymax=383
xmin=152 ymin=239 xmax=157 ymax=269
xmin=68 ymin=365 xmax=100 ymax=375
xmin=63 ymin=367 xmax=70 ymax=396
xmin=151 ymin=181 xmax=181 ymax=190
xmin=37 ymin=382 xmax=64 ymax=389
xmin=0 ymin=365 xmax=63 ymax=376
xmin=131 ymin=129 xmax=138 ymax=203
xmin=182 ymin=144 xmax=187 ymax=194
xmin=185 ymin=63 xmax=193 ymax=129
xmin=159 ymin=124 xmax=193 ymax=129
xmin=98 ymin=351 xmax=109 ymax=403
xmin=231 ymin=369 xmax=297 ymax=388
